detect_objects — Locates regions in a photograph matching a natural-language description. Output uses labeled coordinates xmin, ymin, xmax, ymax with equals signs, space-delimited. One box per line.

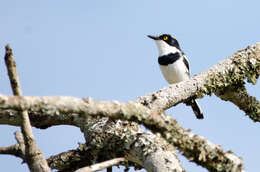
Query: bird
xmin=147 ymin=34 xmax=204 ymax=119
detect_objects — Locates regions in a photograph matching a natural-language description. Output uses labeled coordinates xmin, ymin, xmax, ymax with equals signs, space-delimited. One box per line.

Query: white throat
xmin=155 ymin=40 xmax=180 ymax=56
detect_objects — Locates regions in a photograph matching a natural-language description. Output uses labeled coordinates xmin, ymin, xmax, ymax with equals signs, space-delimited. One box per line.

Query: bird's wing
xmin=183 ymin=55 xmax=190 ymax=76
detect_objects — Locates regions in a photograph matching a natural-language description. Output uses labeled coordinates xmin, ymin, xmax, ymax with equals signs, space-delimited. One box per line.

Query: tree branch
xmin=136 ymin=43 xmax=260 ymax=119
xmin=216 ymin=83 xmax=260 ymax=121
xmin=0 ymin=144 xmax=20 ymax=157
xmin=4 ymin=45 xmax=50 ymax=172
xmin=0 ymin=95 xmax=244 ymax=171
xmin=47 ymin=146 xmax=128 ymax=172
xmin=75 ymin=158 xmax=126 ymax=172
xmin=0 ymin=131 xmax=25 ymax=161
xmin=45 ymin=118 xmax=184 ymax=172
xmin=47 ymin=144 xmax=93 ymax=172
xmin=81 ymin=118 xmax=184 ymax=172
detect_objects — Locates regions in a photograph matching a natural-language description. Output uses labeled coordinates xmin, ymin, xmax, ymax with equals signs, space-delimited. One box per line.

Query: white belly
xmin=159 ymin=59 xmax=189 ymax=84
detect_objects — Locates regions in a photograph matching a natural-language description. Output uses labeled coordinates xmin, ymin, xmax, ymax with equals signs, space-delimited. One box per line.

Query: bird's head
xmin=148 ymin=34 xmax=181 ymax=56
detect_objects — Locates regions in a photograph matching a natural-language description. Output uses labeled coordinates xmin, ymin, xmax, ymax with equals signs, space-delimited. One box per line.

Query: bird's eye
xmin=163 ymin=36 xmax=168 ymax=41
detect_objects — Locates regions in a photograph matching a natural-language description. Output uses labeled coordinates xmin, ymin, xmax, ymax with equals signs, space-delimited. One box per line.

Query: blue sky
xmin=0 ymin=1 xmax=260 ymax=171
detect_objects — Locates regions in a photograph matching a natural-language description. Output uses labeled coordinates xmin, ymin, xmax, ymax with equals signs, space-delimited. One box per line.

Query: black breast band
xmin=158 ymin=52 xmax=181 ymax=66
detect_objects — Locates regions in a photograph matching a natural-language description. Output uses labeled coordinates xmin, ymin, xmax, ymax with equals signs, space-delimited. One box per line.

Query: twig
xmin=75 ymin=158 xmax=125 ymax=172
xmin=4 ymin=45 xmax=50 ymax=172
xmin=0 ymin=144 xmax=22 ymax=158
xmin=0 ymin=131 xmax=25 ymax=159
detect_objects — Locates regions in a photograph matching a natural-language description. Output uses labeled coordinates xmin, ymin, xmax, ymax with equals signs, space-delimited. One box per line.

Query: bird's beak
xmin=147 ymin=35 xmax=159 ymax=40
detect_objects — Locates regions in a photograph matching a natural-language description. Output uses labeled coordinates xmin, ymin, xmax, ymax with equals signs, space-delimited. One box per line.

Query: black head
xmin=147 ymin=34 xmax=180 ymax=49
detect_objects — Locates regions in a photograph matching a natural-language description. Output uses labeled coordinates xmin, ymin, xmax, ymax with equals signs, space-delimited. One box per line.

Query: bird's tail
xmin=186 ymin=99 xmax=204 ymax=119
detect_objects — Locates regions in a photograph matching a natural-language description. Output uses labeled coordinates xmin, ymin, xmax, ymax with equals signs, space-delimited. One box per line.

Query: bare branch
xmin=4 ymin=45 xmax=51 ymax=172
xmin=136 ymin=43 xmax=260 ymax=117
xmin=4 ymin=45 xmax=22 ymax=95
xmin=75 ymin=158 xmax=126 ymax=172
xmin=0 ymin=144 xmax=22 ymax=158
xmin=80 ymin=118 xmax=184 ymax=172
xmin=0 ymin=131 xmax=25 ymax=159
xmin=216 ymin=83 xmax=260 ymax=121
xmin=45 ymin=118 xmax=184 ymax=172
xmin=0 ymin=95 xmax=244 ymax=171
xmin=47 ymin=144 xmax=91 ymax=172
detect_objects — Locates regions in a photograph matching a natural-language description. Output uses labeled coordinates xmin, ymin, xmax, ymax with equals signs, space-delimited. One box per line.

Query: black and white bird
xmin=148 ymin=34 xmax=204 ymax=119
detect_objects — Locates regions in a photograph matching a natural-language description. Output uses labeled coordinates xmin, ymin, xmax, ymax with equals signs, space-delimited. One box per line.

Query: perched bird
xmin=148 ymin=34 xmax=203 ymax=119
